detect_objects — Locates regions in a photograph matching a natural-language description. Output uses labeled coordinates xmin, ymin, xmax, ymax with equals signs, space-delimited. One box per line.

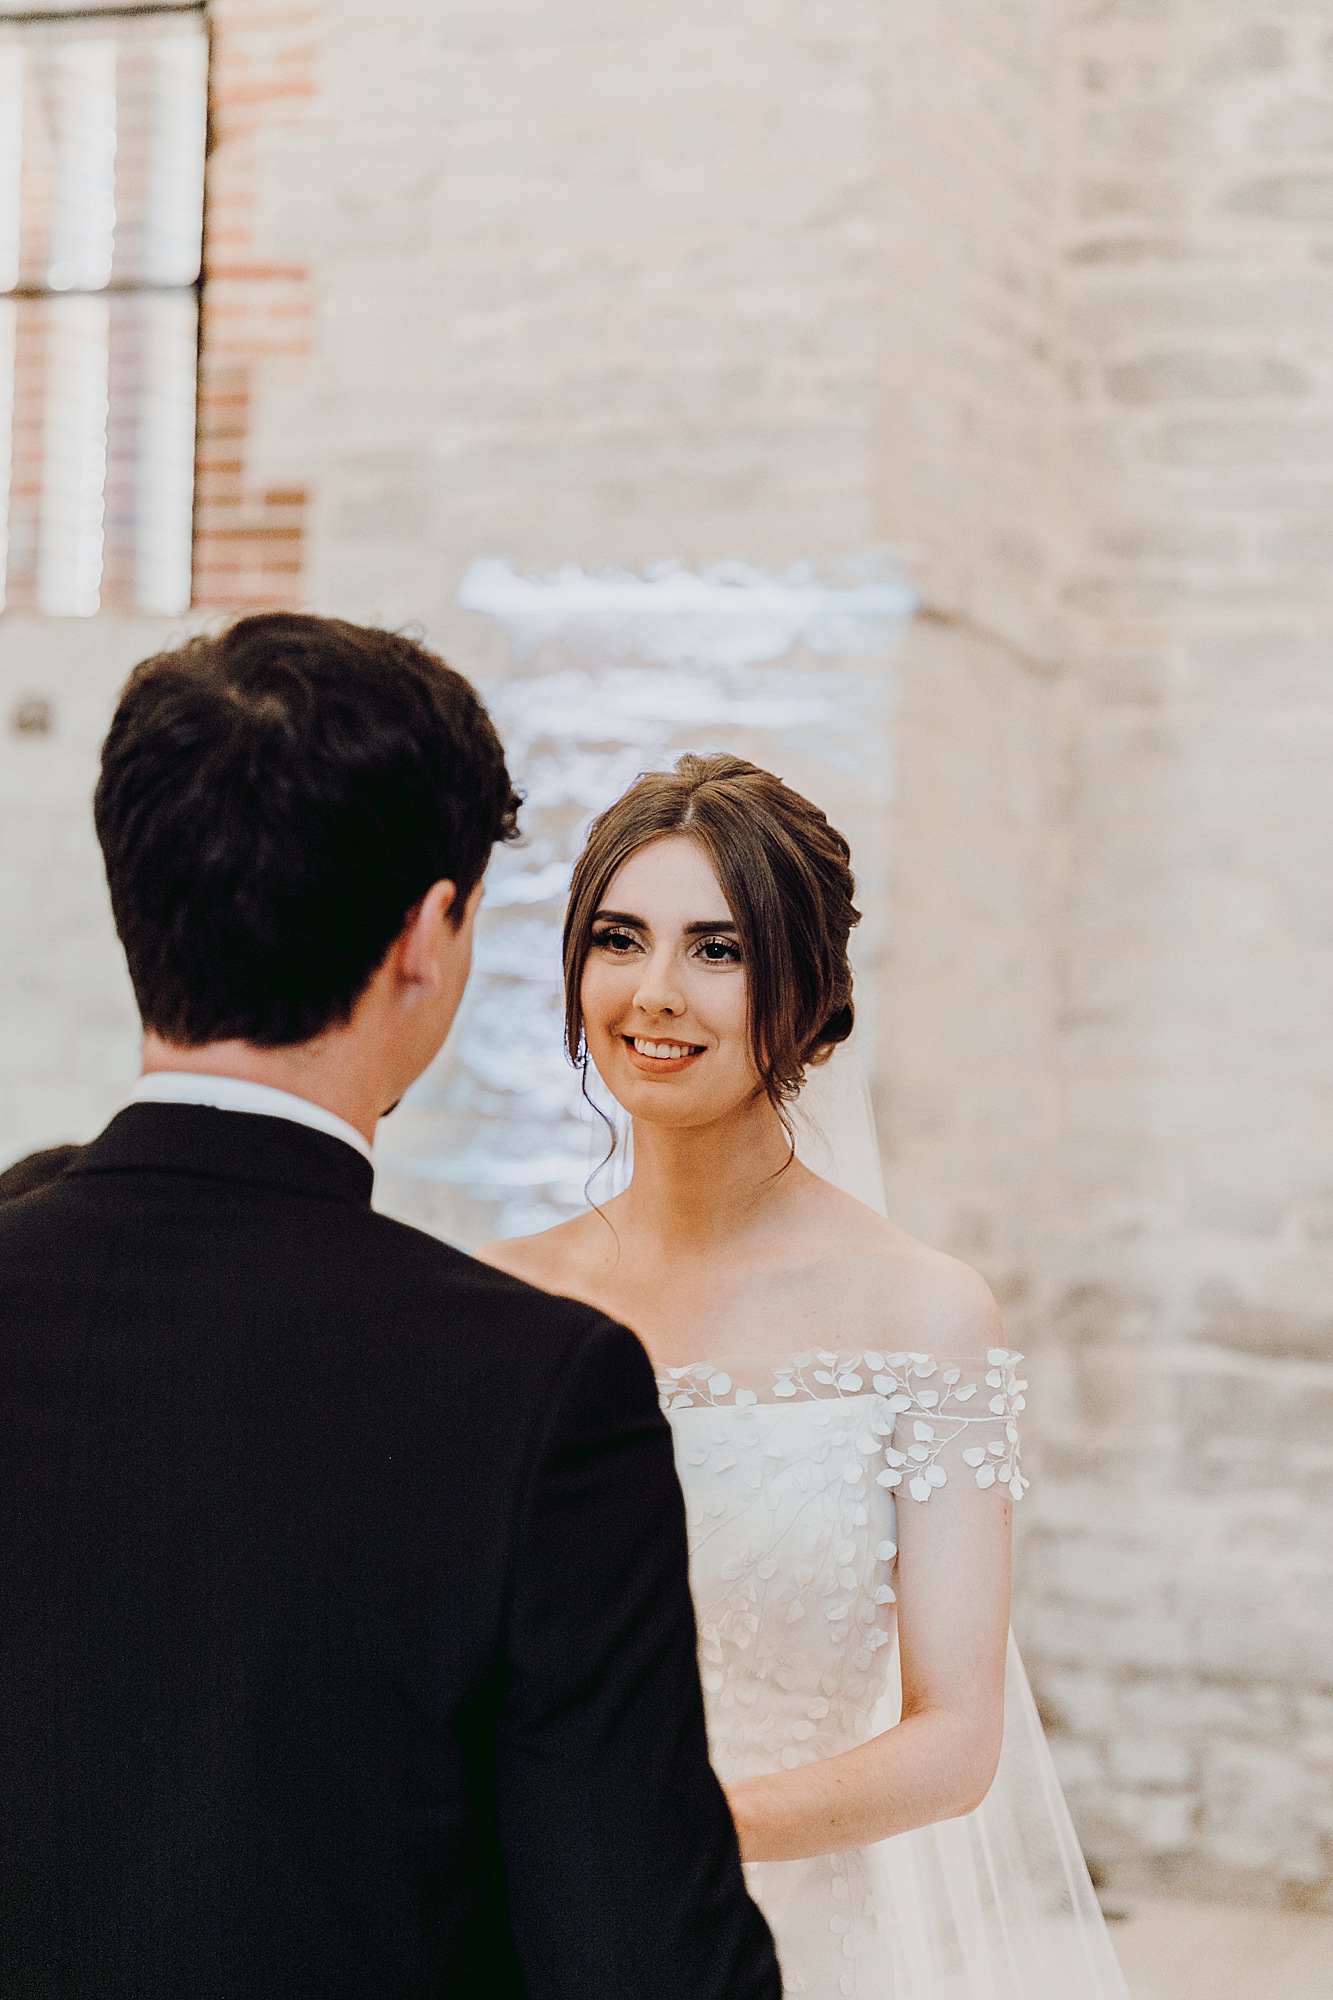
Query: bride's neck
xmin=623 ymin=1095 xmax=798 ymax=1251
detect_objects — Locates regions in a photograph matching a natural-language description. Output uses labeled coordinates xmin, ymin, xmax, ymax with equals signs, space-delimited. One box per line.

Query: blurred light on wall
xmin=0 ymin=2 xmax=207 ymax=617
xmin=45 ymin=38 xmax=116 ymax=293
xmin=373 ymin=561 xmax=916 ymax=1249
xmin=37 ymin=292 xmax=107 ymax=614
xmin=0 ymin=298 xmax=13 ymax=587
xmin=0 ymin=45 xmax=21 ymax=292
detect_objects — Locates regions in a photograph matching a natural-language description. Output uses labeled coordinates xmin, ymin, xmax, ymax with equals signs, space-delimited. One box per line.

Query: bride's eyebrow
xmin=591 ymin=911 xmax=736 ymax=934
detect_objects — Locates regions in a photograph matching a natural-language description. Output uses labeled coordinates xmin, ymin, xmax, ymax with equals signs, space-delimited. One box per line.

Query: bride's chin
xmin=609 ymin=1069 xmax=705 ymax=1112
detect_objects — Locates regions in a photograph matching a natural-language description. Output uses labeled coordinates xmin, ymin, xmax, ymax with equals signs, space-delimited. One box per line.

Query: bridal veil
xmin=790 ymin=1050 xmax=1132 ymax=2000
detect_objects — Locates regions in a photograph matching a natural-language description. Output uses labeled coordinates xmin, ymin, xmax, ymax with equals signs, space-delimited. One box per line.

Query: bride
xmin=483 ymin=754 xmax=1128 ymax=1999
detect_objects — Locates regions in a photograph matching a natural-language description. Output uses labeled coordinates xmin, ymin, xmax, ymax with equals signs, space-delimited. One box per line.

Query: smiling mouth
xmin=623 ymin=1034 xmax=706 ymax=1069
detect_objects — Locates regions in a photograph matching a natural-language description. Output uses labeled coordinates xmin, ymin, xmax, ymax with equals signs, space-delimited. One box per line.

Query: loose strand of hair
xmin=576 ymin=1050 xmax=624 ymax=1259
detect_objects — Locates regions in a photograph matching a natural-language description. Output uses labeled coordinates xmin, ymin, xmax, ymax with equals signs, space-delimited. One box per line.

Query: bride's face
xmin=580 ymin=835 xmax=761 ymax=1126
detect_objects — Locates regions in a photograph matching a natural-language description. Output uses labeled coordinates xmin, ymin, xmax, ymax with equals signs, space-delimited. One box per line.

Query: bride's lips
xmin=622 ymin=1034 xmax=706 ymax=1076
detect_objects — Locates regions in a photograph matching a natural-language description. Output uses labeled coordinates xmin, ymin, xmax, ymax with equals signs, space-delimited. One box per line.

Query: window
xmin=0 ymin=0 xmax=207 ymax=616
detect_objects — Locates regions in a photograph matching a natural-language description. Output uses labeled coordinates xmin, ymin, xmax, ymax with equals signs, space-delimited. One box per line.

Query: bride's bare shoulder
xmin=476 ymin=1211 xmax=610 ymax=1298
xmin=805 ymin=1180 xmax=1004 ymax=1354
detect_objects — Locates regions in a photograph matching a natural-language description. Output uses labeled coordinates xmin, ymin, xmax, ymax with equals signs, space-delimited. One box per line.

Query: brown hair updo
xmin=563 ymin=753 xmax=860 ymax=1110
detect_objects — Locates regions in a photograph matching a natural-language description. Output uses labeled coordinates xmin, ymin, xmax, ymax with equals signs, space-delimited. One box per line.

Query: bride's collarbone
xmin=486 ymin=1205 xmax=1000 ymax=1366
xmin=593 ymin=1264 xmax=882 ymax=1371
xmin=635 ymin=1251 xmax=1000 ymax=1374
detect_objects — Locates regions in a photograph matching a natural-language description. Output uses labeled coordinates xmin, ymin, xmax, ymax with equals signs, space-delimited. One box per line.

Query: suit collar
xmin=71 ymin=1102 xmax=375 ymax=1207
xmin=127 ymin=1071 xmax=373 ymax=1162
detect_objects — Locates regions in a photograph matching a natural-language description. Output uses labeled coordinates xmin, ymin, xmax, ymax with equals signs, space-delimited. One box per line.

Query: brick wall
xmin=193 ymin=0 xmax=314 ymax=608
xmin=0 ymin=618 xmax=163 ymax=1158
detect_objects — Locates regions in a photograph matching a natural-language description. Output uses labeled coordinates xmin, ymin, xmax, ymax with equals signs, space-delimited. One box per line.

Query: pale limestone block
xmin=1199 ymin=24 xmax=1290 ymax=79
xmin=0 ymin=617 xmax=182 ymax=1166
xmin=1040 ymin=1668 xmax=1119 ymax=1736
xmin=1098 ymin=1787 xmax=1198 ymax=1856
xmin=1187 ymin=634 xmax=1333 ymax=704
xmin=1049 ymin=1538 xmax=1171 ymax=1610
xmin=1077 ymin=175 xmax=1186 ymax=220
xmin=1187 ymin=1184 xmax=1293 ymax=1240
xmin=1062 ymin=573 xmax=1193 ymax=616
xmin=1296 ymin=1690 xmax=1333 ymax=1732
xmin=1256 ymin=519 xmax=1333 ymax=564
xmin=1110 ymin=1736 xmax=1197 ymax=1789
xmin=1048 ymin=1736 xmax=1105 ymax=1791
xmin=1198 ymin=1744 xmax=1329 ymax=1882
xmin=1194 ymin=1618 xmax=1333 ymax=1689
xmin=1083 ymin=100 xmax=1203 ymax=166
xmin=1105 ymin=353 xmax=1311 ymax=402
xmin=1255 ymin=97 xmax=1333 ymax=152
xmin=1066 ymin=234 xmax=1191 ymax=266
xmin=1066 ymin=273 xmax=1333 ymax=345
xmin=1120 ymin=1677 xmax=1291 ymax=1739
xmin=1228 ymin=171 xmax=1333 ymax=217
xmin=1094 ymin=523 xmax=1239 ymax=561
xmin=1037 ymin=1603 xmax=1194 ymax=1673
xmin=1136 ymin=1793 xmax=1201 ymax=1856
xmin=1141 ymin=417 xmax=1333 ymax=466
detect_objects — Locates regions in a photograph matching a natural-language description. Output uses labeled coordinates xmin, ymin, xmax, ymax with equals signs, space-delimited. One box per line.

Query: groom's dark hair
xmin=95 ymin=613 xmax=520 ymax=1048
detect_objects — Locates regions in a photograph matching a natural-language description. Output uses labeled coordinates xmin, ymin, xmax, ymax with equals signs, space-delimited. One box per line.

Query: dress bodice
xmin=658 ymin=1349 xmax=1027 ymax=1999
xmin=668 ymin=1392 xmax=899 ymax=1779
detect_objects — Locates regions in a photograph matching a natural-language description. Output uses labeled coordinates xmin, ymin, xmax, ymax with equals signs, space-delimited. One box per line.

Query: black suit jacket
xmin=0 ymin=1104 xmax=779 ymax=2000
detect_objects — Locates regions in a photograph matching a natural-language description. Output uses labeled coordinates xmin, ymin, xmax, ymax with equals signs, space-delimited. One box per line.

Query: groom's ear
xmin=396 ymin=879 xmax=460 ymax=991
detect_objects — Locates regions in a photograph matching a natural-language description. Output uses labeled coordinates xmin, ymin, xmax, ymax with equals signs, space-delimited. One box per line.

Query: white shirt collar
xmin=129 ymin=1072 xmax=374 ymax=1163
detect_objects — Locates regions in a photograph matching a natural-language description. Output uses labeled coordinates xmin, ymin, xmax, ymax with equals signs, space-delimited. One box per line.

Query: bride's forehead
xmin=603 ymin=836 xmax=731 ymax=914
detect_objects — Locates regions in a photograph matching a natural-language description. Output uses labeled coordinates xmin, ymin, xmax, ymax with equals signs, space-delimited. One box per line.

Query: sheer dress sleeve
xmin=862 ymin=1348 xmax=1027 ymax=1503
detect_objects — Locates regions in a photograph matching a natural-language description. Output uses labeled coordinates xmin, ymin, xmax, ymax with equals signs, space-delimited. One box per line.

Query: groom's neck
xmin=140 ymin=1030 xmax=387 ymax=1147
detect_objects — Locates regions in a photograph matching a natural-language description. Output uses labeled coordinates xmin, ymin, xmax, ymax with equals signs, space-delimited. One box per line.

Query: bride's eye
xmin=591 ymin=926 xmax=641 ymax=954
xmin=694 ymin=935 xmax=742 ymax=965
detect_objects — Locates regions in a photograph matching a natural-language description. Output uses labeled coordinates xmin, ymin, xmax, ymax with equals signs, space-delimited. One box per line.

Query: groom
xmin=0 ymin=615 xmax=779 ymax=1998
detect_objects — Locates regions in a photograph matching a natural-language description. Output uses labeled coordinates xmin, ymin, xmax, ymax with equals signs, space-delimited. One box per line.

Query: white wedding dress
xmin=657 ymin=1349 xmax=1131 ymax=1998
xmin=568 ymin=1052 xmax=1132 ymax=1995
xmin=621 ymin=1049 xmax=1129 ymax=1999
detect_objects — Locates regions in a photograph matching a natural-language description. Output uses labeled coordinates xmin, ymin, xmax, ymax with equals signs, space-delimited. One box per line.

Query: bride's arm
xmin=724 ymin=1460 xmax=1012 ymax=1862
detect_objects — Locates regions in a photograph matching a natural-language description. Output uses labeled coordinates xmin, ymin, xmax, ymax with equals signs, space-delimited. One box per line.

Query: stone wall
xmin=875 ymin=611 xmax=1068 ymax=1365
xmin=875 ymin=0 xmax=1067 ymax=661
xmin=205 ymin=0 xmax=1067 ymax=641
xmin=1031 ymin=0 xmax=1333 ymax=1909
xmin=0 ymin=617 xmax=164 ymax=1160
xmin=294 ymin=0 xmax=887 ymax=626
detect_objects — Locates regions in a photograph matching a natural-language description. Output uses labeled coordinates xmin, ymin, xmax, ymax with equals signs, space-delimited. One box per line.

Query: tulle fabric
xmin=797 ymin=1048 xmax=1131 ymax=2000
xmin=867 ymin=1634 xmax=1129 ymax=1999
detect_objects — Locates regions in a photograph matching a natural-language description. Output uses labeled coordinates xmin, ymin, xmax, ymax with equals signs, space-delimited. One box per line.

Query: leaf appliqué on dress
xmin=657 ymin=1348 xmax=1029 ymax=1502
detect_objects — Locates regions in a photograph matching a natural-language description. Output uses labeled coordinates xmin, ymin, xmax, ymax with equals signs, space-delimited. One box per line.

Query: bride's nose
xmin=631 ymin=946 xmax=686 ymax=1017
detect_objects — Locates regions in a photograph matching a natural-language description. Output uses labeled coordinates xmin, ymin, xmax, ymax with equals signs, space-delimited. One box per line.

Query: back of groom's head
xmin=95 ymin=613 xmax=520 ymax=1048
